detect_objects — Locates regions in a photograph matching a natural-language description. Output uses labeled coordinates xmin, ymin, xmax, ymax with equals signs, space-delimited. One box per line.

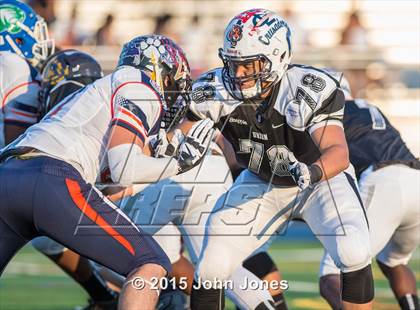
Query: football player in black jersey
xmin=172 ymin=8 xmax=374 ymax=310
xmin=319 ymin=75 xmax=420 ymax=310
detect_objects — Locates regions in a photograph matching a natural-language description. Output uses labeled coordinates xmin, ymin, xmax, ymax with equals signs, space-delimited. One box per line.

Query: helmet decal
xmin=227 ymin=23 xmax=243 ymax=48
xmin=0 ymin=4 xmax=26 ymax=34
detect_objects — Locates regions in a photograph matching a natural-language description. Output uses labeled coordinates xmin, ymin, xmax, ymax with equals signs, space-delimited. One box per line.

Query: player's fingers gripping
xmin=177 ymin=119 xmax=214 ymax=173
xmin=153 ymin=129 xmax=185 ymax=158
xmin=288 ymin=161 xmax=311 ymax=190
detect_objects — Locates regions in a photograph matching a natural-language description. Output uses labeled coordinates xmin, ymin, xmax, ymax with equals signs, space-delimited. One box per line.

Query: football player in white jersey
xmin=0 ymin=1 xmax=125 ymax=307
xmin=0 ymin=0 xmax=53 ymax=148
xmin=176 ymin=9 xmax=374 ymax=310
xmin=0 ymin=34 xmax=212 ymax=309
xmin=318 ymin=76 xmax=420 ymax=310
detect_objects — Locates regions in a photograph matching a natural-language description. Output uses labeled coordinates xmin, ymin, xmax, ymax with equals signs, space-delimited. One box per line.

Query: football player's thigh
xmin=120 ymin=179 xmax=180 ymax=235
xmin=377 ymin=221 xmax=420 ymax=267
xmin=0 ymin=217 xmax=28 ymax=275
xmin=377 ymin=166 xmax=420 ymax=266
xmin=178 ymin=155 xmax=233 ymax=263
xmin=302 ymin=171 xmax=370 ymax=272
xmin=196 ymin=170 xmax=295 ymax=281
xmin=359 ymin=167 xmax=404 ymax=256
xmin=33 ymin=173 xmax=171 ymax=276
xmin=153 ymin=224 xmax=182 ymax=264
xmin=180 ymin=182 xmax=233 ymax=264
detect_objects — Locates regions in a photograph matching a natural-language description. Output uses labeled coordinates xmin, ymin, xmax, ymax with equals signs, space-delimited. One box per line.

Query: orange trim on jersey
xmin=65 ymin=178 xmax=136 ymax=256
xmin=2 ymin=81 xmax=38 ymax=111
xmin=110 ymin=81 xmax=163 ymax=119
xmin=111 ymin=117 xmax=147 ymax=140
xmin=119 ymin=106 xmax=146 ymax=129
xmin=10 ymin=108 xmax=37 ymax=119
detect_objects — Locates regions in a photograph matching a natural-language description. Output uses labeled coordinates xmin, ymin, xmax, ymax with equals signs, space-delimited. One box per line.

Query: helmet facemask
xmin=40 ymin=79 xmax=86 ymax=117
xmin=161 ymin=68 xmax=192 ymax=131
xmin=13 ymin=18 xmax=55 ymax=69
xmin=32 ymin=19 xmax=55 ymax=68
xmin=219 ymin=49 xmax=280 ymax=101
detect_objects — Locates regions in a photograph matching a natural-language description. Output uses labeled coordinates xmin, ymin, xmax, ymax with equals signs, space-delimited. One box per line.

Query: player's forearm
xmin=314 ymin=144 xmax=349 ymax=181
xmin=108 ymin=143 xmax=178 ymax=186
xmin=214 ymin=132 xmax=242 ymax=175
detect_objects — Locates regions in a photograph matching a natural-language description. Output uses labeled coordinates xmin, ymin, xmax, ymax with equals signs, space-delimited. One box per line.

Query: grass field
xmin=0 ymin=241 xmax=418 ymax=310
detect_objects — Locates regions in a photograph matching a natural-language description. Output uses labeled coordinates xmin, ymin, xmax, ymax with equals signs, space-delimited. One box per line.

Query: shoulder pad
xmin=192 ymin=68 xmax=230 ymax=102
xmin=0 ymin=51 xmax=33 ymax=81
xmin=191 ymin=68 xmax=241 ymax=122
xmin=275 ymin=65 xmax=342 ymax=131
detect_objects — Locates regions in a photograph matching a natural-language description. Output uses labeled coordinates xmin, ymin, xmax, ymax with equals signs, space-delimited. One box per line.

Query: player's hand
xmin=152 ymin=129 xmax=184 ymax=158
xmin=288 ymin=161 xmax=312 ymax=190
xmin=177 ymin=118 xmax=214 ymax=174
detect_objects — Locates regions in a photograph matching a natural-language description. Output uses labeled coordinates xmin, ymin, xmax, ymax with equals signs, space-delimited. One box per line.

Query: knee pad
xmin=334 ymin=228 xmax=371 ymax=272
xmin=197 ymin=247 xmax=238 ymax=281
xmin=341 ymin=264 xmax=374 ymax=304
xmin=243 ymin=252 xmax=277 ymax=279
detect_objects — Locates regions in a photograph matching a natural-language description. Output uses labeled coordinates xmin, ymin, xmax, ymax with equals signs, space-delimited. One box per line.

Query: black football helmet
xmin=39 ymin=49 xmax=103 ymax=117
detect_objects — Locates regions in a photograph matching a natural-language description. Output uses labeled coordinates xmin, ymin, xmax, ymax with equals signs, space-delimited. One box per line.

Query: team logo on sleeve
xmin=0 ymin=5 xmax=26 ymax=34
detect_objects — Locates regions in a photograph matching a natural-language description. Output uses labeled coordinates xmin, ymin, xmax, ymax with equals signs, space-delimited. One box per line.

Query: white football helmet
xmin=219 ymin=8 xmax=292 ymax=100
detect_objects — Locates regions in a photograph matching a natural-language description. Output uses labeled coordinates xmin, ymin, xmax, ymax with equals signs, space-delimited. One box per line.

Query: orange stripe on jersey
xmin=2 ymin=81 xmax=38 ymax=111
xmin=119 ymin=106 xmax=146 ymax=130
xmin=111 ymin=117 xmax=147 ymax=141
xmin=65 ymin=178 xmax=136 ymax=256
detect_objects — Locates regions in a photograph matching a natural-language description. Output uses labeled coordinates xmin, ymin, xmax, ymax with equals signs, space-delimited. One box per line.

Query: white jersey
xmin=0 ymin=52 xmax=40 ymax=148
xmin=16 ymin=66 xmax=163 ymax=184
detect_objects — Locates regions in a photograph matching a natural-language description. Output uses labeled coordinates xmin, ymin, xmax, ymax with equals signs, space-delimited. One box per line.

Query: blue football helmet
xmin=0 ymin=0 xmax=54 ymax=69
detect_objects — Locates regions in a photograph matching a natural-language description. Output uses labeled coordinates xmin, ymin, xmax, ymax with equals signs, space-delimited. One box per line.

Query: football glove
xmin=289 ymin=161 xmax=311 ymax=190
xmin=177 ymin=118 xmax=214 ymax=174
xmin=288 ymin=161 xmax=323 ymax=190
xmin=152 ymin=129 xmax=184 ymax=158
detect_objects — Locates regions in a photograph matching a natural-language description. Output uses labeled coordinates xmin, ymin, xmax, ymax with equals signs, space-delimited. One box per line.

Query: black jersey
xmin=343 ymin=99 xmax=418 ymax=177
xmin=188 ymin=66 xmax=345 ymax=186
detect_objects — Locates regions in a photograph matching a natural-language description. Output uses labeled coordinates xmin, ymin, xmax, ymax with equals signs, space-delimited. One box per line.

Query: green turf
xmin=0 ymin=242 xmax=418 ymax=309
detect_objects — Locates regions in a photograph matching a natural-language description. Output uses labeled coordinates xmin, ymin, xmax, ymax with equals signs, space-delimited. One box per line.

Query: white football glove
xmin=177 ymin=118 xmax=215 ymax=174
xmin=288 ymin=161 xmax=312 ymax=190
xmin=152 ymin=129 xmax=184 ymax=158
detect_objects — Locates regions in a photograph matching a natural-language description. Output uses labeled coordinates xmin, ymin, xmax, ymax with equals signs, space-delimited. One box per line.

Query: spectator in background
xmin=28 ymin=0 xmax=56 ymax=26
xmin=341 ymin=11 xmax=368 ymax=47
xmin=94 ymin=14 xmax=118 ymax=46
xmin=58 ymin=4 xmax=85 ymax=46
xmin=154 ymin=13 xmax=179 ymax=42
xmin=181 ymin=15 xmax=207 ymax=78
xmin=282 ymin=6 xmax=308 ymax=47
